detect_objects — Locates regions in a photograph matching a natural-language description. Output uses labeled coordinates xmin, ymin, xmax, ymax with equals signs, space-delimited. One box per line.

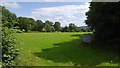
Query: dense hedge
xmin=2 ymin=27 xmax=19 ymax=66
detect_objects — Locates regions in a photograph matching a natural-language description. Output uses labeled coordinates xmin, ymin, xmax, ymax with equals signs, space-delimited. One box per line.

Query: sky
xmin=1 ymin=0 xmax=91 ymax=2
xmin=1 ymin=0 xmax=92 ymax=27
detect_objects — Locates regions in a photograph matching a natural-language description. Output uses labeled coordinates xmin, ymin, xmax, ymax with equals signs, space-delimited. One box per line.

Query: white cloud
xmin=4 ymin=2 xmax=22 ymax=9
xmin=31 ymin=2 xmax=90 ymax=27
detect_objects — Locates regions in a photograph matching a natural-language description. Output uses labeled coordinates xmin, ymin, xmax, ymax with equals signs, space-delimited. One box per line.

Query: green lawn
xmin=15 ymin=32 xmax=118 ymax=66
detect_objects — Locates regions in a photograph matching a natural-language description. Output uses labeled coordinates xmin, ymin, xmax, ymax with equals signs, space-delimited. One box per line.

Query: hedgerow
xmin=2 ymin=27 xmax=19 ymax=66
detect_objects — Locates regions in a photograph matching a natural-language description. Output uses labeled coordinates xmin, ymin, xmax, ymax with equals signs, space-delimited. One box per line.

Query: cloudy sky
xmin=2 ymin=0 xmax=91 ymax=27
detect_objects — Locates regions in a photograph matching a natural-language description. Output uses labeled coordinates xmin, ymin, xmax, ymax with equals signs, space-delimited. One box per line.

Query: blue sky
xmin=6 ymin=0 xmax=91 ymax=2
xmin=2 ymin=1 xmax=90 ymax=27
xmin=5 ymin=2 xmax=83 ymax=17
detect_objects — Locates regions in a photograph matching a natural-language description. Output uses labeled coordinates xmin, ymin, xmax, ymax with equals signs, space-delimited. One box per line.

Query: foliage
xmin=50 ymin=26 xmax=55 ymax=32
xmin=1 ymin=5 xmax=19 ymax=66
xmin=28 ymin=18 xmax=35 ymax=31
xmin=80 ymin=27 xmax=92 ymax=32
xmin=62 ymin=26 xmax=70 ymax=32
xmin=2 ymin=27 xmax=19 ymax=66
xmin=18 ymin=17 xmax=32 ymax=32
xmin=54 ymin=22 xmax=61 ymax=32
xmin=44 ymin=20 xmax=53 ymax=32
xmin=0 ymin=23 xmax=1 ymax=67
xmin=2 ymin=6 xmax=17 ymax=28
xmin=33 ymin=20 xmax=44 ymax=31
xmin=85 ymin=2 xmax=120 ymax=49
xmin=69 ymin=23 xmax=78 ymax=32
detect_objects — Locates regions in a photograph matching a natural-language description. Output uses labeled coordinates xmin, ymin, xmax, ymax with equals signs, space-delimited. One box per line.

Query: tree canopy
xmin=54 ymin=22 xmax=61 ymax=32
xmin=85 ymin=2 xmax=120 ymax=50
xmin=18 ymin=17 xmax=31 ymax=32
xmin=2 ymin=6 xmax=17 ymax=28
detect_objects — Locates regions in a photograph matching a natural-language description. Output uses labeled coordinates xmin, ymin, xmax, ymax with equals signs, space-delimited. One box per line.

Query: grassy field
xmin=15 ymin=32 xmax=118 ymax=66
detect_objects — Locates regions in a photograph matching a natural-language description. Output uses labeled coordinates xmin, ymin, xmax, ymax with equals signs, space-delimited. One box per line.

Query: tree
xmin=28 ymin=18 xmax=35 ymax=31
xmin=85 ymin=2 xmax=120 ymax=50
xmin=45 ymin=20 xmax=53 ymax=26
xmin=44 ymin=20 xmax=53 ymax=32
xmin=44 ymin=23 xmax=51 ymax=32
xmin=69 ymin=23 xmax=78 ymax=32
xmin=54 ymin=22 xmax=61 ymax=32
xmin=80 ymin=26 xmax=92 ymax=32
xmin=50 ymin=26 xmax=55 ymax=32
xmin=18 ymin=17 xmax=31 ymax=32
xmin=2 ymin=6 xmax=17 ymax=28
xmin=34 ymin=20 xmax=44 ymax=31
xmin=62 ymin=26 xmax=70 ymax=32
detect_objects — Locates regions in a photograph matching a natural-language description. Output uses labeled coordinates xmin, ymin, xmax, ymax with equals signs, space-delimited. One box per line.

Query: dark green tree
xmin=44 ymin=20 xmax=53 ymax=32
xmin=18 ymin=17 xmax=31 ymax=32
xmin=34 ymin=20 xmax=44 ymax=31
xmin=62 ymin=26 xmax=70 ymax=32
xmin=28 ymin=18 xmax=35 ymax=31
xmin=54 ymin=22 xmax=61 ymax=32
xmin=45 ymin=20 xmax=53 ymax=26
xmin=85 ymin=2 xmax=120 ymax=50
xmin=50 ymin=26 xmax=55 ymax=32
xmin=2 ymin=6 xmax=17 ymax=28
xmin=69 ymin=23 xmax=78 ymax=32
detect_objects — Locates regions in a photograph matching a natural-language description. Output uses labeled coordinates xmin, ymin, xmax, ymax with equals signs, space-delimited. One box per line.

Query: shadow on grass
xmin=33 ymin=34 xmax=119 ymax=66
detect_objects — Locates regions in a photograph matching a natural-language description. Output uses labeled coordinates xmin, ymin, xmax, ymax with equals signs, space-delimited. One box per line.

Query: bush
xmin=14 ymin=29 xmax=23 ymax=33
xmin=0 ymin=62 xmax=2 ymax=68
xmin=2 ymin=27 xmax=19 ymax=66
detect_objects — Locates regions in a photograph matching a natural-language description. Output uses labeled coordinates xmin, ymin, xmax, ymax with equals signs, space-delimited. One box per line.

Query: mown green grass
xmin=15 ymin=32 xmax=118 ymax=66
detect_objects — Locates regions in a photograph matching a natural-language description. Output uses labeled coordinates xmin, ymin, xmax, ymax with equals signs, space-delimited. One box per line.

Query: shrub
xmin=14 ymin=29 xmax=23 ymax=33
xmin=2 ymin=27 xmax=19 ymax=66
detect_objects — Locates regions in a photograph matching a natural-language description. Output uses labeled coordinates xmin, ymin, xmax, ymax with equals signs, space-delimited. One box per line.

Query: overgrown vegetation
xmin=2 ymin=27 xmax=19 ymax=66
xmin=1 ymin=5 xmax=19 ymax=67
xmin=85 ymin=2 xmax=120 ymax=52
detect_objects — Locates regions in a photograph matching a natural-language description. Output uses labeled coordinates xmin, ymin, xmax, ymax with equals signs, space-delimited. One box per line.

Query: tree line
xmin=2 ymin=6 xmax=91 ymax=33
